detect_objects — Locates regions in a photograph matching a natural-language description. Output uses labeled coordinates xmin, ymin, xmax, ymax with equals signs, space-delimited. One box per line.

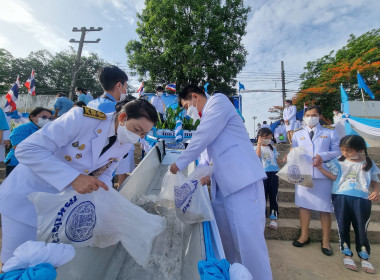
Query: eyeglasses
xmin=41 ymin=116 xmax=54 ymax=121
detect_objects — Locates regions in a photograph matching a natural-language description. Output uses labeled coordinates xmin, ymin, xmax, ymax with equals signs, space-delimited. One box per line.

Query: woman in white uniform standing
xmin=170 ymin=85 xmax=272 ymax=279
xmin=291 ymin=105 xmax=341 ymax=256
xmin=283 ymin=99 xmax=297 ymax=144
xmin=0 ymin=99 xmax=158 ymax=263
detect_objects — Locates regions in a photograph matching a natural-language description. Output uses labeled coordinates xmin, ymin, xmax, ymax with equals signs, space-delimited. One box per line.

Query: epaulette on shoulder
xmin=294 ymin=127 xmax=303 ymax=132
xmin=322 ymin=125 xmax=335 ymax=130
xmin=83 ymin=106 xmax=106 ymax=120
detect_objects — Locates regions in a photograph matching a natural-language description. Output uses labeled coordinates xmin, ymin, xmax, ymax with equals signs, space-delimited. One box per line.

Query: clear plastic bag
xmin=158 ymin=167 xmax=185 ymax=209
xmin=277 ymin=146 xmax=314 ymax=188
xmin=174 ymin=165 xmax=215 ymax=224
xmin=28 ymin=188 xmax=166 ymax=266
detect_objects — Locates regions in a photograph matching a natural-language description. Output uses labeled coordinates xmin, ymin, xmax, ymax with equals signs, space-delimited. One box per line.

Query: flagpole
xmin=25 ymin=93 xmax=29 ymax=113
xmin=361 ymin=88 xmax=368 ymax=118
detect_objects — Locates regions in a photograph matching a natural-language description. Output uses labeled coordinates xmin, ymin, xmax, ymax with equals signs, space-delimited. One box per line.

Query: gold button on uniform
xmin=76 ymin=153 xmax=82 ymax=159
xmin=84 ymin=169 xmax=89 ymax=174
xmin=64 ymin=155 xmax=72 ymax=161
xmin=97 ymin=129 xmax=102 ymax=133
xmin=78 ymin=144 xmax=86 ymax=150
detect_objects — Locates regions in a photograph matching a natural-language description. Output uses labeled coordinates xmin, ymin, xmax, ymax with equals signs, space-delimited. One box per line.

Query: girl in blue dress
xmin=317 ymin=135 xmax=379 ymax=274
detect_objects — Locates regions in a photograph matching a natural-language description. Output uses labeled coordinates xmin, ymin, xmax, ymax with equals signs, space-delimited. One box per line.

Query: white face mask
xmin=157 ymin=91 xmax=164 ymax=96
xmin=117 ymin=123 xmax=140 ymax=144
xmin=347 ymin=155 xmax=360 ymax=160
xmin=261 ymin=139 xmax=271 ymax=145
xmin=37 ymin=118 xmax=51 ymax=128
xmin=303 ymin=116 xmax=319 ymax=127
xmin=187 ymin=101 xmax=200 ymax=124
xmin=285 ymin=103 xmax=290 ymax=107
xmin=333 ymin=112 xmax=338 ymax=115
xmin=120 ymin=93 xmax=127 ymax=101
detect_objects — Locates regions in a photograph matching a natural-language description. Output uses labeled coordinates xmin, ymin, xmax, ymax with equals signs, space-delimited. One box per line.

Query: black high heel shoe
xmin=292 ymin=238 xmax=311 ymax=247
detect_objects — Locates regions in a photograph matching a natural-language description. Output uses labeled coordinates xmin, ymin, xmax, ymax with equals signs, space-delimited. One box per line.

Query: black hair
xmin=263 ymin=121 xmax=267 ymax=124
xmin=29 ymin=107 xmax=52 ymax=122
xmin=156 ymin=86 xmax=164 ymax=91
xmin=285 ymin=99 xmax=292 ymax=104
xmin=76 ymin=87 xmax=84 ymax=93
xmin=119 ymin=98 xmax=158 ymax=125
xmin=115 ymin=94 xmax=137 ymax=112
xmin=257 ymin=127 xmax=274 ymax=151
xmin=178 ymin=85 xmax=206 ymax=107
xmin=338 ymin=135 xmax=372 ymax=171
xmin=74 ymin=101 xmax=86 ymax=107
xmin=98 ymin=65 xmax=128 ymax=92
xmin=305 ymin=105 xmax=322 ymax=115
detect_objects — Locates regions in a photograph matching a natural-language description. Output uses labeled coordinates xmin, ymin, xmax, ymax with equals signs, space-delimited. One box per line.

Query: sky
xmin=1 ymin=0 xmax=379 ymax=137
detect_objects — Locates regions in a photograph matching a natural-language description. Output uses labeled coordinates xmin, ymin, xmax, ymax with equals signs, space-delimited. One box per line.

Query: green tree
xmin=126 ymin=0 xmax=251 ymax=94
xmin=0 ymin=47 xmax=108 ymax=97
xmin=294 ymin=29 xmax=380 ymax=120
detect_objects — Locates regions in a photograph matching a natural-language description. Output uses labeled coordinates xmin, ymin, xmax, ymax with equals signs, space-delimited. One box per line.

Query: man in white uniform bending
xmin=170 ymin=85 xmax=272 ymax=279
xmin=283 ymin=99 xmax=297 ymax=144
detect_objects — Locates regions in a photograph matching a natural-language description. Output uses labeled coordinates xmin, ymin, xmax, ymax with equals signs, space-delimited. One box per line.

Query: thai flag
xmin=165 ymin=83 xmax=176 ymax=92
xmin=137 ymin=81 xmax=144 ymax=96
xmin=25 ymin=69 xmax=36 ymax=96
xmin=4 ymin=76 xmax=20 ymax=112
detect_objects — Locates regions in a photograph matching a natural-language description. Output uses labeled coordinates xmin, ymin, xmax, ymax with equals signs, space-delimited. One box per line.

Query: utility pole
xmin=281 ymin=61 xmax=286 ymax=108
xmin=69 ymin=26 xmax=102 ymax=100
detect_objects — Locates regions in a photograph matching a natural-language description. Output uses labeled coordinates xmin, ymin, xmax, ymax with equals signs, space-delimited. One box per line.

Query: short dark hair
xmin=76 ymin=87 xmax=84 ymax=93
xmin=98 ymin=65 xmax=128 ymax=91
xmin=57 ymin=92 xmax=67 ymax=97
xmin=178 ymin=85 xmax=206 ymax=107
xmin=285 ymin=99 xmax=292 ymax=104
xmin=120 ymin=98 xmax=158 ymax=125
xmin=305 ymin=105 xmax=322 ymax=115
xmin=29 ymin=107 xmax=52 ymax=122
xmin=263 ymin=121 xmax=267 ymax=124
xmin=156 ymin=86 xmax=164 ymax=91
xmin=74 ymin=101 xmax=86 ymax=107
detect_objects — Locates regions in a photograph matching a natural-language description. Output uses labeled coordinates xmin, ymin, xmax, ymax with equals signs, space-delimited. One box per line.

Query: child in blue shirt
xmin=317 ymin=135 xmax=379 ymax=274
xmin=255 ymin=127 xmax=281 ymax=229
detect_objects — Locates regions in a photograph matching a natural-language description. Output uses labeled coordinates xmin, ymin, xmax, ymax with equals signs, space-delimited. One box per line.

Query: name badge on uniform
xmin=320 ymin=135 xmax=328 ymax=138
xmin=300 ymin=137 xmax=305 ymax=140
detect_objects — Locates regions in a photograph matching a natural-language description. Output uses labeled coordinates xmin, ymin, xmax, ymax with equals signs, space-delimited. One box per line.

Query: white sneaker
xmin=269 ymin=220 xmax=278 ymax=230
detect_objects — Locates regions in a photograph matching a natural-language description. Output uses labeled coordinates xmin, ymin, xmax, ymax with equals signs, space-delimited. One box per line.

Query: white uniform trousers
xmin=212 ymin=180 xmax=273 ymax=280
xmin=1 ymin=215 xmax=37 ymax=263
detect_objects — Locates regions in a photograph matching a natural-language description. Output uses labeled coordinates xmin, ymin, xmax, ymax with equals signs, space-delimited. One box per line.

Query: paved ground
xmin=268 ymin=239 xmax=380 ymax=279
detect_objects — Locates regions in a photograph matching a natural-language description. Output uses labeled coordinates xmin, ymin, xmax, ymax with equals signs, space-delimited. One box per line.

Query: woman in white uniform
xmin=0 ymin=99 xmax=158 ymax=263
xmin=291 ymin=105 xmax=341 ymax=256
xmin=283 ymin=99 xmax=297 ymax=144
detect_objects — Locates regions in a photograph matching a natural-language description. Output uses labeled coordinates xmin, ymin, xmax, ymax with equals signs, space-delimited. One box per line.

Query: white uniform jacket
xmin=292 ymin=123 xmax=341 ymax=179
xmin=0 ymin=107 xmax=132 ymax=227
xmin=176 ymin=93 xmax=266 ymax=197
xmin=283 ymin=105 xmax=297 ymax=122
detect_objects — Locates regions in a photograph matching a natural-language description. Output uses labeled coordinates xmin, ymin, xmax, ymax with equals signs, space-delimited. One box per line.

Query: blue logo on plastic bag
xmin=287 ymin=165 xmax=304 ymax=184
xmin=174 ymin=183 xmax=192 ymax=208
xmin=65 ymin=201 xmax=96 ymax=242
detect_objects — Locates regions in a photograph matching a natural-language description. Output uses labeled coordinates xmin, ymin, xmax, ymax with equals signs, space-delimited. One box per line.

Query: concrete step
xmin=264 ymin=218 xmax=380 ymax=244
xmin=277 ymin=202 xmax=380 ymax=222
xmin=0 ymin=168 xmax=4 ymax=179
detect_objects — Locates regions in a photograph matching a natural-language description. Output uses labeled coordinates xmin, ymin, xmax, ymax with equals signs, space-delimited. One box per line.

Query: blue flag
xmin=238 ymin=82 xmax=245 ymax=92
xmin=357 ymin=72 xmax=375 ymax=99
xmin=340 ymin=85 xmax=350 ymax=114
xmin=204 ymin=83 xmax=209 ymax=93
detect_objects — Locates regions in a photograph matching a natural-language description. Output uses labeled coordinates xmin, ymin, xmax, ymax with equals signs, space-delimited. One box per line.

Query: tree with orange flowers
xmin=293 ymin=29 xmax=380 ymax=120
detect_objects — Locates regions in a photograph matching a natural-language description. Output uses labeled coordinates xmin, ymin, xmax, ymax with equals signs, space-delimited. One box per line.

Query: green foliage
xmin=0 ymin=47 xmax=108 ymax=96
xmin=126 ymin=0 xmax=251 ymax=94
xmin=155 ymin=106 xmax=200 ymax=130
xmin=295 ymin=29 xmax=380 ymax=120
